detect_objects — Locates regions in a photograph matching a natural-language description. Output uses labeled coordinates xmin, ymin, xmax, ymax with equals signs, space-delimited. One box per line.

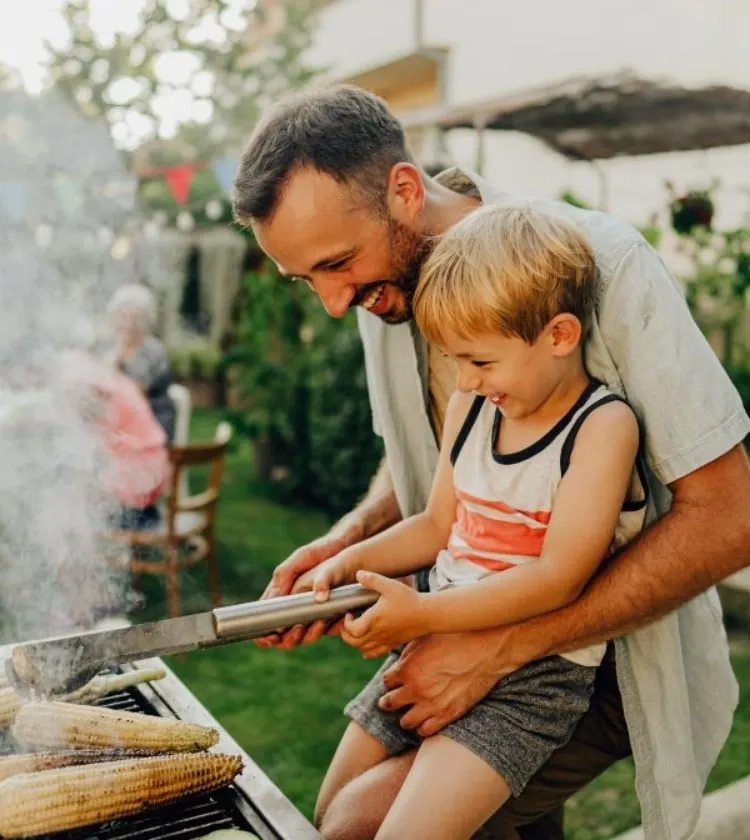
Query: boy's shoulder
xmin=570 ymin=392 xmax=640 ymax=460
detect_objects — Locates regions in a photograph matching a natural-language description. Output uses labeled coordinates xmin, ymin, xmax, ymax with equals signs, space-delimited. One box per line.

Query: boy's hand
xmin=309 ymin=553 xmax=356 ymax=602
xmin=342 ymin=571 xmax=428 ymax=657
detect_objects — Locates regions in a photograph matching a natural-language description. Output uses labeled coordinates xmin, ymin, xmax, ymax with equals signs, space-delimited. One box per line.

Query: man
xmin=232 ymin=85 xmax=750 ymax=840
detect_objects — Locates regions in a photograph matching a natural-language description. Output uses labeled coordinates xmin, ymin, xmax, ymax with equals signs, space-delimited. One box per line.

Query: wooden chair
xmin=105 ymin=421 xmax=233 ymax=618
xmin=167 ymin=382 xmax=192 ymax=502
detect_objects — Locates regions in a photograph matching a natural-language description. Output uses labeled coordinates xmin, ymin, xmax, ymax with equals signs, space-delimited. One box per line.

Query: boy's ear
xmin=548 ymin=313 xmax=582 ymax=357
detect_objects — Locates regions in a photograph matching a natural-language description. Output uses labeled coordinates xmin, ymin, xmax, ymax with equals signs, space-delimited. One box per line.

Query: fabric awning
xmin=400 ymin=73 xmax=750 ymax=161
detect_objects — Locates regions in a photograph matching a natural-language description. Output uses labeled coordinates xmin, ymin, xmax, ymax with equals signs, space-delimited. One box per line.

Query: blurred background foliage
xmin=224 ymin=262 xmax=382 ymax=517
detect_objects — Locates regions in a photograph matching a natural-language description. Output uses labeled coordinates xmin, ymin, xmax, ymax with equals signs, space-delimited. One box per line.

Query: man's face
xmin=251 ymin=166 xmax=430 ymax=324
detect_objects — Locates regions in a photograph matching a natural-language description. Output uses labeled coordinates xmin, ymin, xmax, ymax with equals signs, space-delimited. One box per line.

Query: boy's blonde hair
xmin=414 ymin=203 xmax=598 ymax=346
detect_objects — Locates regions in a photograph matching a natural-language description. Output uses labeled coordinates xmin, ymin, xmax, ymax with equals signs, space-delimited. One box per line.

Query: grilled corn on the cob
xmin=0 ymin=752 xmax=244 ymax=837
xmin=13 ymin=701 xmax=220 ymax=752
xmin=0 ymin=749 xmax=157 ymax=783
xmin=0 ymin=668 xmax=166 ymax=728
xmin=0 ymin=687 xmax=21 ymax=727
xmin=63 ymin=668 xmax=166 ymax=704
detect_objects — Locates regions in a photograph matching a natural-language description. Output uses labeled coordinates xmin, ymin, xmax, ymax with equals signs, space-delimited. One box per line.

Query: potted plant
xmin=168 ymin=334 xmax=222 ymax=408
xmin=666 ymin=180 xmax=717 ymax=236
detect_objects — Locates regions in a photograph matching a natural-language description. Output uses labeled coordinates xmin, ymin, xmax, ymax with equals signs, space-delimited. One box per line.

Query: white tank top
xmin=428 ymin=380 xmax=648 ymax=667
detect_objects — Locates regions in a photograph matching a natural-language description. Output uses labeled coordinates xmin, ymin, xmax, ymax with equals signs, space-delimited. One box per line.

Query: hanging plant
xmin=669 ymin=189 xmax=715 ymax=236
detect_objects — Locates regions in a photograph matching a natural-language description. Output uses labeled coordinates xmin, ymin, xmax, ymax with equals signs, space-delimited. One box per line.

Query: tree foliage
xmin=46 ymin=0 xmax=320 ymax=151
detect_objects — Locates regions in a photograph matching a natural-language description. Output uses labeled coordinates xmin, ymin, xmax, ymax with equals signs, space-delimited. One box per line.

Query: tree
xmin=45 ymin=0 xmax=321 ymax=151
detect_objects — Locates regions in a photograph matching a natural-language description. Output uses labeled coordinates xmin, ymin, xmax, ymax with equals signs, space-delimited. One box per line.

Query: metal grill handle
xmin=213 ymin=584 xmax=379 ymax=640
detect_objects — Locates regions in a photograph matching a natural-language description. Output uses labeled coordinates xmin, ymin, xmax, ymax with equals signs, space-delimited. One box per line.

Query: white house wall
xmin=309 ymin=0 xmax=750 ymax=228
xmin=422 ymin=0 xmax=750 ymax=100
xmin=308 ymin=0 xmax=418 ymax=81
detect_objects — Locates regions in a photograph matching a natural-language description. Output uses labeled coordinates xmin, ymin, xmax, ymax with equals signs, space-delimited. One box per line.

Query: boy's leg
xmin=319 ymin=745 xmax=417 ymax=840
xmin=319 ymin=648 xmax=425 ymax=839
xmin=316 ymin=722 xmax=394 ymax=826
xmin=375 ymin=735 xmax=512 ymax=840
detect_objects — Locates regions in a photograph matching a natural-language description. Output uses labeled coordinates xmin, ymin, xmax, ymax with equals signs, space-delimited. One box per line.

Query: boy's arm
xmin=417 ymin=400 xmax=640 ymax=635
xmin=326 ymin=391 xmax=473 ymax=582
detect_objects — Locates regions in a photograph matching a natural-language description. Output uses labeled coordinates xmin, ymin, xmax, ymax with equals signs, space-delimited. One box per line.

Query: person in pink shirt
xmin=59 ymin=350 xmax=169 ymax=529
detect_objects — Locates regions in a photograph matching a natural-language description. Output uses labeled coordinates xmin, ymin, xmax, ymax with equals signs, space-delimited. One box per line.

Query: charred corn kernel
xmin=0 ymin=750 xmax=149 ymax=783
xmin=12 ymin=701 xmax=220 ymax=752
xmin=0 ymin=752 xmax=244 ymax=837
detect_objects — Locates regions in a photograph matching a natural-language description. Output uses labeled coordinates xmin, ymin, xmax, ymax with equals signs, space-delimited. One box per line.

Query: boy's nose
xmin=457 ymin=368 xmax=481 ymax=393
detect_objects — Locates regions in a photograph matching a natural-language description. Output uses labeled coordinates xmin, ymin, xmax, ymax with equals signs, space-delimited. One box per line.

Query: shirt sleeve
xmin=596 ymin=242 xmax=750 ymax=485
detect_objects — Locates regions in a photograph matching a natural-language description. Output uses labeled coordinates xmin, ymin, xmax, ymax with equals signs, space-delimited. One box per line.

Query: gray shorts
xmin=344 ymin=653 xmax=597 ymax=798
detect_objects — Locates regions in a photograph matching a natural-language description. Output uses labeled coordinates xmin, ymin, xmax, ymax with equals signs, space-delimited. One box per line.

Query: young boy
xmin=304 ymin=203 xmax=649 ymax=840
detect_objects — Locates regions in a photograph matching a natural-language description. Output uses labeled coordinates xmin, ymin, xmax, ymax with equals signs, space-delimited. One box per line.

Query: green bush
xmin=728 ymin=363 xmax=750 ymax=415
xmin=168 ymin=334 xmax=223 ymax=379
xmin=226 ymin=264 xmax=382 ymax=518
xmin=305 ymin=308 xmax=383 ymax=517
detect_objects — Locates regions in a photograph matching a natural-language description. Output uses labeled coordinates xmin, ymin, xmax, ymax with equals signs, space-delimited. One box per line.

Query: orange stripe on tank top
xmin=449 ymin=550 xmax=519 ymax=572
xmin=456 ymin=488 xmax=552 ymax=525
xmin=454 ymin=501 xmax=548 ymax=557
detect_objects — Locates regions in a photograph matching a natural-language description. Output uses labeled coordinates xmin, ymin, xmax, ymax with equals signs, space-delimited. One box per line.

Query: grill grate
xmin=0 ymin=686 xmax=264 ymax=840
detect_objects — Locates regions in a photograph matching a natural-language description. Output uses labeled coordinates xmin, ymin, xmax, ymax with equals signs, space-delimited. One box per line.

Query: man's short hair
xmin=415 ymin=203 xmax=598 ymax=346
xmin=232 ymin=84 xmax=413 ymax=224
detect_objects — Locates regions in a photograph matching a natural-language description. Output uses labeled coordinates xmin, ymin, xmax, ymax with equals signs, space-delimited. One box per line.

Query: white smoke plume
xmin=0 ymin=89 xmax=172 ymax=643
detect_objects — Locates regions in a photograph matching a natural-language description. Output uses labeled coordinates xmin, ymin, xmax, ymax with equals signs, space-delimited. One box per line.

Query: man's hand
xmin=378 ymin=627 xmax=527 ymax=737
xmin=341 ymin=572 xmax=425 ymax=657
xmin=255 ymin=516 xmax=365 ymax=650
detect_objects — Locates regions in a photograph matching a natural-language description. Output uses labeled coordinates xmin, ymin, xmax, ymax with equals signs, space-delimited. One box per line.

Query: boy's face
xmin=443 ymin=318 xmax=580 ymax=420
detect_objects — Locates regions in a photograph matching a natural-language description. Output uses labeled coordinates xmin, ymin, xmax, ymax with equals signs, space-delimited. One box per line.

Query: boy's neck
xmin=520 ymin=364 xmax=593 ymax=432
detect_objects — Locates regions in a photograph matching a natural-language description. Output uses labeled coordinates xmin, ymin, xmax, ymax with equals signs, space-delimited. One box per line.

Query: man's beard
xmin=353 ymin=219 xmax=433 ymax=325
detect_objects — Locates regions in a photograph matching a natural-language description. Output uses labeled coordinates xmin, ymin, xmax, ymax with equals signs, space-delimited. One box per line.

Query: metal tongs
xmin=5 ymin=584 xmax=378 ymax=699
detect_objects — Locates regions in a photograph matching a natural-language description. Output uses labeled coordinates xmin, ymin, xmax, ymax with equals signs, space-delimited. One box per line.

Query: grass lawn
xmin=139 ymin=409 xmax=750 ymax=838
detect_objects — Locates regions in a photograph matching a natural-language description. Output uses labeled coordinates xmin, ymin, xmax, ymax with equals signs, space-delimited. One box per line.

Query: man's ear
xmin=548 ymin=313 xmax=583 ymax=357
xmin=387 ymin=163 xmax=425 ymax=223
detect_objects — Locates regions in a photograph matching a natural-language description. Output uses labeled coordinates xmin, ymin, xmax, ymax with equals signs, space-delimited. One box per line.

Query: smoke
xmin=0 ymin=89 xmax=173 ymax=643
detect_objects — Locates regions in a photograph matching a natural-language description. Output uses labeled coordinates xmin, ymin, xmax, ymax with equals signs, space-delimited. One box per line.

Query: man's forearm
xmin=330 ymin=456 xmax=402 ymax=543
xmin=504 ymin=446 xmax=750 ymax=665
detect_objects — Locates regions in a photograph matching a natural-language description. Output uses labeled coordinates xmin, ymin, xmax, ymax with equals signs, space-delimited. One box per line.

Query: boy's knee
xmin=313 ymin=795 xmax=330 ymax=830
xmin=317 ymin=787 xmax=379 ymax=840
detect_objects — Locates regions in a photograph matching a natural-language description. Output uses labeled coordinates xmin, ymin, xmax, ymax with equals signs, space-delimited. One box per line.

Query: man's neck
xmin=420 ymin=177 xmax=482 ymax=236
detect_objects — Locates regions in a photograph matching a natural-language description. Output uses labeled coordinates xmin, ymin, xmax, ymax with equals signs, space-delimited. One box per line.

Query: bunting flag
xmin=163 ymin=164 xmax=199 ymax=206
xmin=211 ymin=157 xmax=238 ymax=198
xmin=0 ymin=154 xmax=234 ymax=221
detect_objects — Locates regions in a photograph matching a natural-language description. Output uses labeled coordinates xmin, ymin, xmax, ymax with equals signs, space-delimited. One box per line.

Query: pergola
xmin=400 ymin=72 xmax=750 ymax=207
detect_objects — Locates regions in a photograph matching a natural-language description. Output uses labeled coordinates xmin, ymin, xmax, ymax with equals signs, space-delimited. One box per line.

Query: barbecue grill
xmin=0 ymin=654 xmax=319 ymax=840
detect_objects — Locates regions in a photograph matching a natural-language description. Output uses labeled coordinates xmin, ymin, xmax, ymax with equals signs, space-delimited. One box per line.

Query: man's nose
xmin=314 ymin=277 xmax=356 ymax=319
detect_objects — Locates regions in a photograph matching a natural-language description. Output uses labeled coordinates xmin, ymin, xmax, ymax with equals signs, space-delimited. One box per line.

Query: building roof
xmin=400 ymin=72 xmax=750 ymax=161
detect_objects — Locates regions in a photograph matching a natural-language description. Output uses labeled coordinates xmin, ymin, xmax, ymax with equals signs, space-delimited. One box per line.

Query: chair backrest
xmin=167 ymin=383 xmax=192 ymax=446
xmin=167 ymin=383 xmax=192 ymax=500
xmin=165 ymin=421 xmax=233 ymax=523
